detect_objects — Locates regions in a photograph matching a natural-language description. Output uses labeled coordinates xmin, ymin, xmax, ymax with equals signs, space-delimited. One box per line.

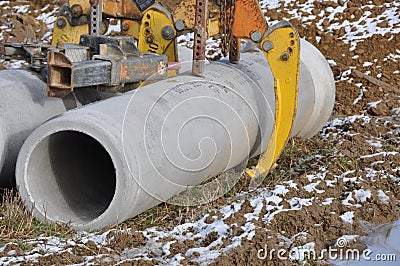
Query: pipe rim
xmin=296 ymin=39 xmax=335 ymax=139
xmin=16 ymin=115 xmax=133 ymax=230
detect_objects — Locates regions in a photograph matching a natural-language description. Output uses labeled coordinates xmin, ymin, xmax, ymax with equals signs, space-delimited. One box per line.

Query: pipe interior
xmin=27 ymin=131 xmax=116 ymax=223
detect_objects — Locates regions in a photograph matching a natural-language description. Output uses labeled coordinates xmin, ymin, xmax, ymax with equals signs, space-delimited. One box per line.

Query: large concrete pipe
xmin=0 ymin=70 xmax=66 ymax=187
xmin=0 ymin=69 xmax=121 ymax=187
xmin=0 ymin=46 xmax=200 ymax=188
xmin=16 ymin=39 xmax=335 ymax=230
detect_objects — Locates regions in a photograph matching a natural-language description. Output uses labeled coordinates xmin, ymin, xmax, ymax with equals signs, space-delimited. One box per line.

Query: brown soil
xmin=0 ymin=1 xmax=66 ymax=43
xmin=212 ymin=1 xmax=400 ymax=264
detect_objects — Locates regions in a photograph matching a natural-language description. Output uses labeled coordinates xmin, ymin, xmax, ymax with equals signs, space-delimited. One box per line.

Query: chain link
xmin=220 ymin=0 xmax=236 ymax=56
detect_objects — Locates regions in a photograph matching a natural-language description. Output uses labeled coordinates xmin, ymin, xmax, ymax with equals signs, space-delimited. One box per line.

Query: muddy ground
xmin=0 ymin=0 xmax=399 ymax=265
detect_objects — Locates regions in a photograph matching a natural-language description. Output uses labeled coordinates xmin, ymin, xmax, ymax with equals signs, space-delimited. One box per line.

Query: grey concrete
xmin=290 ymin=39 xmax=336 ymax=139
xmin=0 ymin=70 xmax=66 ymax=187
xmin=16 ymin=40 xmax=335 ymax=230
xmin=0 ymin=118 xmax=6 ymax=177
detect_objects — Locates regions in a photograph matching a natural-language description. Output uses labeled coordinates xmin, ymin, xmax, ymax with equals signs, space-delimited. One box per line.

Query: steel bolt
xmin=281 ymin=53 xmax=290 ymax=61
xmin=122 ymin=23 xmax=130 ymax=31
xmin=56 ymin=41 xmax=64 ymax=49
xmin=56 ymin=18 xmax=67 ymax=29
xmin=251 ymin=31 xmax=262 ymax=42
xmin=262 ymin=41 xmax=274 ymax=52
xmin=71 ymin=4 xmax=83 ymax=17
xmin=174 ymin=20 xmax=185 ymax=31
xmin=162 ymin=26 xmax=175 ymax=40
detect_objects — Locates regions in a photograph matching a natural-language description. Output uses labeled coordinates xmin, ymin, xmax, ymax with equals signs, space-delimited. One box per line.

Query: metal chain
xmin=220 ymin=0 xmax=236 ymax=56
xmin=220 ymin=0 xmax=227 ymax=55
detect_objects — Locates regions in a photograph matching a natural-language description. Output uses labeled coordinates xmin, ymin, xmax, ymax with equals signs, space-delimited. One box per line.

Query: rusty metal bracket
xmin=231 ymin=0 xmax=267 ymax=40
xmin=47 ymin=51 xmax=75 ymax=98
xmin=94 ymin=43 xmax=168 ymax=86
xmin=47 ymin=36 xmax=168 ymax=97
xmin=229 ymin=37 xmax=241 ymax=64
xmin=90 ymin=0 xmax=103 ymax=36
xmin=192 ymin=0 xmax=209 ymax=76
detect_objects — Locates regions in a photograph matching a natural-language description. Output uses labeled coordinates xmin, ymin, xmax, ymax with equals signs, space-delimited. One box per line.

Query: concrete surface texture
xmin=0 ymin=70 xmax=66 ymax=187
xmin=16 ymin=40 xmax=335 ymax=230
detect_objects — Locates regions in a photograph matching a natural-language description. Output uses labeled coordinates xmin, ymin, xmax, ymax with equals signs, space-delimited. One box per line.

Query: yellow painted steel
xmin=121 ymin=20 xmax=141 ymax=40
xmin=137 ymin=8 xmax=178 ymax=77
xmin=207 ymin=17 xmax=221 ymax=37
xmin=51 ymin=17 xmax=89 ymax=45
xmin=247 ymin=22 xmax=300 ymax=178
xmin=137 ymin=9 xmax=178 ymax=63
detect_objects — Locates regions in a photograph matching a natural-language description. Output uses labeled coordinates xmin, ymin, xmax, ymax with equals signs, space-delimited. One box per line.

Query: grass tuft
xmin=0 ymin=189 xmax=74 ymax=247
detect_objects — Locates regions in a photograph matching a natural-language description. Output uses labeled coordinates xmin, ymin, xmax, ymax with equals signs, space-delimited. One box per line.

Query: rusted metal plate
xmin=48 ymin=51 xmax=167 ymax=96
xmin=172 ymin=0 xmax=196 ymax=30
xmin=103 ymin=0 xmax=144 ymax=19
xmin=172 ymin=0 xmax=220 ymax=32
xmin=118 ymin=54 xmax=168 ymax=84
xmin=47 ymin=51 xmax=74 ymax=98
xmin=159 ymin=0 xmax=183 ymax=13
xmin=232 ymin=0 xmax=267 ymax=39
xmin=229 ymin=37 xmax=241 ymax=64
xmin=95 ymin=44 xmax=167 ymax=85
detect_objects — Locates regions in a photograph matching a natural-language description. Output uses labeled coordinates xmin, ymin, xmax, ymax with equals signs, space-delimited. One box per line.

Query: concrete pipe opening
xmin=25 ymin=131 xmax=116 ymax=224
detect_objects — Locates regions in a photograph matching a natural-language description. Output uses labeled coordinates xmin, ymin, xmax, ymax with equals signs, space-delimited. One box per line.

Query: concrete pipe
xmin=16 ymin=39 xmax=335 ymax=230
xmin=0 ymin=70 xmax=66 ymax=187
xmin=290 ymin=40 xmax=336 ymax=139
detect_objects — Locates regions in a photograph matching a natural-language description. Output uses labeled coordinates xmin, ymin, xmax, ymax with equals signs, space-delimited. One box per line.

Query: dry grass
xmin=115 ymin=138 xmax=323 ymax=232
xmin=0 ymin=189 xmax=74 ymax=247
xmin=0 ymin=137 xmax=326 ymax=246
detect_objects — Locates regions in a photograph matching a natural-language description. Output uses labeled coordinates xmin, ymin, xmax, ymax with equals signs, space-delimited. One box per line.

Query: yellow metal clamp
xmin=247 ymin=21 xmax=300 ymax=179
xmin=137 ymin=6 xmax=178 ymax=77
xmin=137 ymin=7 xmax=178 ymax=63
xmin=51 ymin=0 xmax=92 ymax=45
xmin=51 ymin=17 xmax=89 ymax=46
